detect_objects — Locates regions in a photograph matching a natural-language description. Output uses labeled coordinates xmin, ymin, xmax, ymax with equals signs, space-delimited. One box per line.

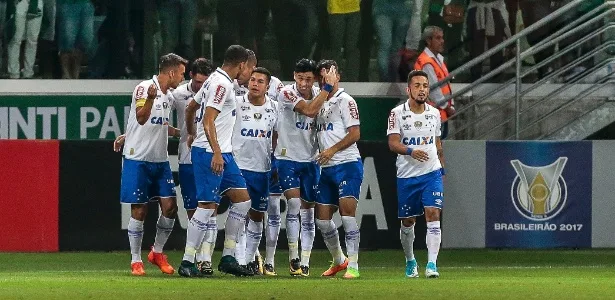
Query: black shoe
xmin=197 ymin=261 xmax=214 ymax=276
xmin=178 ymin=260 xmax=202 ymax=278
xmin=247 ymin=260 xmax=262 ymax=275
xmin=289 ymin=258 xmax=301 ymax=276
xmin=300 ymin=265 xmax=310 ymax=277
xmin=218 ymin=255 xmax=253 ymax=277
xmin=238 ymin=264 xmax=255 ymax=277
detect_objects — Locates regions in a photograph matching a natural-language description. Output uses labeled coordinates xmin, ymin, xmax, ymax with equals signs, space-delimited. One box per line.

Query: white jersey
xmin=123 ymin=76 xmax=172 ymax=163
xmin=232 ymin=95 xmax=278 ymax=172
xmin=234 ymin=76 xmax=284 ymax=101
xmin=192 ymin=68 xmax=236 ymax=153
xmin=316 ymin=88 xmax=361 ymax=167
xmin=169 ymin=80 xmax=197 ymax=164
xmin=387 ymin=102 xmax=442 ymax=178
xmin=275 ymin=83 xmax=320 ymax=162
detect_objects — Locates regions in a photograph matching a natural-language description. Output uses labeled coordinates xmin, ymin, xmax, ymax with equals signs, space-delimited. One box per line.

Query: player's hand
xmin=113 ymin=134 xmax=125 ymax=152
xmin=187 ymin=134 xmax=195 ymax=149
xmin=147 ymin=84 xmax=157 ymax=100
xmin=316 ymin=148 xmax=336 ymax=165
xmin=321 ymin=65 xmax=339 ymax=86
xmin=410 ymin=149 xmax=429 ymax=162
xmin=211 ymin=152 xmax=224 ymax=175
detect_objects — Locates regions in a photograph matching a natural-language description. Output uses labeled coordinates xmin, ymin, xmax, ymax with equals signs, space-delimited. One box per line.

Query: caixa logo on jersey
xmin=241 ymin=128 xmax=273 ymax=138
xmin=510 ymin=157 xmax=568 ymax=221
xmin=316 ymin=123 xmax=334 ymax=132
xmin=150 ymin=117 xmax=169 ymax=125
xmin=402 ymin=136 xmax=433 ymax=146
xmin=296 ymin=121 xmax=315 ymax=131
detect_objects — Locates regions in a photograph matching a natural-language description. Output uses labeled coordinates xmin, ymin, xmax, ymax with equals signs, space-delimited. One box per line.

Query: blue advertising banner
xmin=485 ymin=141 xmax=592 ymax=248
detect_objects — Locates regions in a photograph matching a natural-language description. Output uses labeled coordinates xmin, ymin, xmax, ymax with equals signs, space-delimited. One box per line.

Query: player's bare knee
xmin=198 ymin=202 xmax=217 ymax=210
xmin=300 ymin=199 xmax=315 ymax=209
xmin=401 ymin=218 xmax=416 ymax=227
xmin=316 ymin=204 xmax=335 ymax=220
xmin=424 ymin=208 xmax=441 ymax=222
xmin=249 ymin=209 xmax=265 ymax=222
xmin=227 ymin=189 xmax=251 ymax=203
xmin=131 ymin=204 xmax=147 ymax=220
xmin=339 ymin=197 xmax=357 ymax=217
xmin=186 ymin=209 xmax=195 ymax=219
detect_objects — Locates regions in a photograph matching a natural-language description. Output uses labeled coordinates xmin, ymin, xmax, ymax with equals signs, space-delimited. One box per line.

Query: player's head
xmin=316 ymin=59 xmax=340 ymax=89
xmin=423 ymin=26 xmax=444 ymax=54
xmin=189 ymin=58 xmax=214 ymax=92
xmin=159 ymin=53 xmax=188 ymax=89
xmin=293 ymin=58 xmax=317 ymax=95
xmin=222 ymin=44 xmax=250 ymax=79
xmin=248 ymin=67 xmax=272 ymax=99
xmin=237 ymin=49 xmax=258 ymax=86
xmin=406 ymin=70 xmax=430 ymax=104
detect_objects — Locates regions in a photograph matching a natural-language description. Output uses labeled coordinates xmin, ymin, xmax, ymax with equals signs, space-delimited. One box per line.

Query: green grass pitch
xmin=1 ymin=249 xmax=614 ymax=299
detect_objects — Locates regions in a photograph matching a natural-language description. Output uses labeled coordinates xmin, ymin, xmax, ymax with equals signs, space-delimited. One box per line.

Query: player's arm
xmin=293 ymin=66 xmax=339 ymax=118
xmin=185 ymin=99 xmax=200 ymax=136
xmin=135 ymin=84 xmax=157 ymax=125
xmin=113 ymin=134 xmax=126 ymax=152
xmin=316 ymin=126 xmax=359 ymax=165
xmin=386 ymin=110 xmax=428 ymax=162
xmin=167 ymin=126 xmax=180 ymax=138
xmin=203 ymin=106 xmax=224 ymax=174
xmin=436 ymin=137 xmax=445 ymax=169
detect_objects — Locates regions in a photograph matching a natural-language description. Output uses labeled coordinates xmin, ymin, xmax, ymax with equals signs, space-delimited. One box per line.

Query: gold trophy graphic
xmin=510 ymin=157 xmax=568 ymax=220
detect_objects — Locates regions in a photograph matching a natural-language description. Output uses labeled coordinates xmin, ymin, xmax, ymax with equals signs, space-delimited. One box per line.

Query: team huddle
xmin=116 ymin=44 xmax=445 ymax=279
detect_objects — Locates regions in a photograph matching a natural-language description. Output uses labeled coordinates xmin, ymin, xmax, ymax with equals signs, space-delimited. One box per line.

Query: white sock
xmin=300 ymin=208 xmax=315 ymax=267
xmin=196 ymin=216 xmax=217 ymax=262
xmin=426 ymin=221 xmax=442 ymax=263
xmin=182 ymin=208 xmax=213 ymax=262
xmin=400 ymin=224 xmax=415 ymax=262
xmin=316 ymin=219 xmax=345 ymax=265
xmin=210 ymin=221 xmax=218 ymax=257
xmin=341 ymin=216 xmax=360 ymax=270
xmin=222 ymin=201 xmax=251 ymax=257
xmin=245 ymin=219 xmax=263 ymax=264
xmin=235 ymin=223 xmax=247 ymax=265
xmin=127 ymin=218 xmax=144 ymax=263
xmin=153 ymin=215 xmax=175 ymax=253
xmin=265 ymin=195 xmax=281 ymax=266
xmin=286 ymin=197 xmax=301 ymax=261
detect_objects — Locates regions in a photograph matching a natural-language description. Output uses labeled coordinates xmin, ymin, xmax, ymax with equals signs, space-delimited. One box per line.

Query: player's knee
xmin=424 ymin=208 xmax=441 ymax=222
xmin=163 ymin=205 xmax=178 ymax=218
xmin=249 ymin=209 xmax=265 ymax=222
xmin=401 ymin=218 xmax=416 ymax=227
xmin=300 ymin=199 xmax=315 ymax=209
xmin=131 ymin=204 xmax=147 ymax=220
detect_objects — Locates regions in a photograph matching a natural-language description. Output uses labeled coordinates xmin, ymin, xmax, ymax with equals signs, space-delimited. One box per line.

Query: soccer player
xmin=313 ymin=60 xmax=363 ymax=279
xmin=120 ymin=53 xmax=188 ymax=276
xmin=270 ymin=58 xmax=338 ymax=276
xmin=231 ymin=67 xmax=279 ymax=275
xmin=179 ymin=45 xmax=256 ymax=277
xmin=387 ymin=69 xmax=445 ymax=278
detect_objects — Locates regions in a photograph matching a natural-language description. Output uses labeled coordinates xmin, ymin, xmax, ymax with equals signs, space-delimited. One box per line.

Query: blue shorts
xmin=397 ymin=169 xmax=444 ymax=218
xmin=278 ymin=159 xmax=320 ymax=202
xmin=178 ymin=163 xmax=197 ymax=210
xmin=242 ymin=169 xmax=270 ymax=212
xmin=120 ymin=158 xmax=176 ymax=204
xmin=192 ymin=147 xmax=247 ymax=204
xmin=317 ymin=160 xmax=363 ymax=206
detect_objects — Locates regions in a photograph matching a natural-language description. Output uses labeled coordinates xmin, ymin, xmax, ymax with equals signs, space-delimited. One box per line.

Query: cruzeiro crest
xmin=510 ymin=157 xmax=568 ymax=221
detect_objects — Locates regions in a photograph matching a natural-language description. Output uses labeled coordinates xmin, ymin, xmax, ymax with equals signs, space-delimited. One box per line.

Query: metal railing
xmin=435 ymin=0 xmax=615 ymax=140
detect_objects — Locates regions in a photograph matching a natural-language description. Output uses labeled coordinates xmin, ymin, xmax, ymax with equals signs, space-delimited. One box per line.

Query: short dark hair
xmin=316 ymin=59 xmax=339 ymax=75
xmin=190 ymin=58 xmax=214 ymax=76
xmin=251 ymin=67 xmax=272 ymax=84
xmin=159 ymin=53 xmax=188 ymax=72
xmin=223 ymin=45 xmax=249 ymax=66
xmin=407 ymin=69 xmax=429 ymax=85
xmin=294 ymin=58 xmax=317 ymax=75
xmin=246 ymin=49 xmax=257 ymax=64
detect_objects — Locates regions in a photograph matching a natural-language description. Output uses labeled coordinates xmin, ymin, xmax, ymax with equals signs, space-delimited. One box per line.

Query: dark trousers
xmin=466 ymin=7 xmax=507 ymax=81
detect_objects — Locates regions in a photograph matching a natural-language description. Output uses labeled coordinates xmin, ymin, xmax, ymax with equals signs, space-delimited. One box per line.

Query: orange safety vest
xmin=414 ymin=51 xmax=453 ymax=122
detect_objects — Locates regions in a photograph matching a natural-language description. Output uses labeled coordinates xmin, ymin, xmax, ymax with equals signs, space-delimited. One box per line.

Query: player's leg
xmin=179 ymin=148 xmax=219 ymax=277
xmin=120 ymin=158 xmax=150 ymax=276
xmin=278 ymin=160 xmax=302 ymax=275
xmin=235 ymin=218 xmax=247 ymax=266
xmin=297 ymin=162 xmax=319 ymax=276
xmin=397 ymin=176 xmax=422 ymax=278
xmin=264 ymin=190 xmax=282 ymax=275
xmin=148 ymin=161 xmax=178 ymax=275
xmin=315 ymin=166 xmax=347 ymax=277
xmin=337 ymin=160 xmax=363 ymax=279
xmin=197 ymin=203 xmax=218 ymax=276
xmin=242 ymin=170 xmax=269 ymax=275
xmin=423 ymin=170 xmax=444 ymax=278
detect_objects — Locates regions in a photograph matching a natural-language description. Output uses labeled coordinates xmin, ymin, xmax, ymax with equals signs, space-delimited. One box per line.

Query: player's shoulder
xmin=133 ymin=79 xmax=154 ymax=99
xmin=425 ymin=103 xmax=440 ymax=115
xmin=391 ymin=103 xmax=405 ymax=115
xmin=333 ymin=88 xmax=355 ymax=105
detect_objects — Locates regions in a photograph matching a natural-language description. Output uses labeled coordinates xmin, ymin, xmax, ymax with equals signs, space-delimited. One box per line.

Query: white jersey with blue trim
xmin=123 ymin=75 xmax=173 ymax=163
xmin=234 ymin=76 xmax=284 ymax=101
xmin=316 ymin=88 xmax=361 ymax=167
xmin=232 ymin=95 xmax=278 ymax=172
xmin=274 ymin=83 xmax=320 ymax=162
xmin=169 ymin=80 xmax=197 ymax=164
xmin=387 ymin=101 xmax=442 ymax=178
xmin=192 ymin=68 xmax=236 ymax=153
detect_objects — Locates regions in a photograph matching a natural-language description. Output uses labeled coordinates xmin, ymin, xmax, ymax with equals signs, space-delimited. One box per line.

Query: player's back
xmin=388 ymin=102 xmax=442 ymax=178
xmin=192 ymin=68 xmax=236 ymax=153
xmin=124 ymin=76 xmax=172 ymax=163
xmin=169 ymin=81 xmax=197 ymax=164
xmin=275 ymin=83 xmax=320 ymax=162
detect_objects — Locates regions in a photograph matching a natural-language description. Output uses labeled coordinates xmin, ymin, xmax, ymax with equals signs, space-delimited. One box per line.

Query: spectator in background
xmin=38 ymin=0 xmax=56 ymax=78
xmin=466 ymin=0 xmax=511 ymax=81
xmin=6 ymin=0 xmax=43 ymax=79
xmin=426 ymin=0 xmax=467 ymax=72
xmin=414 ymin=26 xmax=455 ymax=139
xmin=0 ymin=0 xmax=7 ymax=74
xmin=89 ymin=0 xmax=131 ymax=78
xmin=518 ymin=0 xmax=553 ymax=79
xmin=325 ymin=0 xmax=361 ymax=81
xmin=158 ymin=0 xmax=196 ymax=62
xmin=372 ymin=0 xmax=412 ymax=82
xmin=57 ymin=0 xmax=94 ymax=79
xmin=398 ymin=0 xmax=424 ymax=81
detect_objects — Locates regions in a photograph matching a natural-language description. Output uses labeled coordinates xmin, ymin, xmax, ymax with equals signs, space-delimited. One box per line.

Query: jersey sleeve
xmin=205 ymin=81 xmax=230 ymax=112
xmin=341 ymin=96 xmax=361 ymax=129
xmin=133 ymin=83 xmax=148 ymax=108
xmin=386 ymin=108 xmax=401 ymax=136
